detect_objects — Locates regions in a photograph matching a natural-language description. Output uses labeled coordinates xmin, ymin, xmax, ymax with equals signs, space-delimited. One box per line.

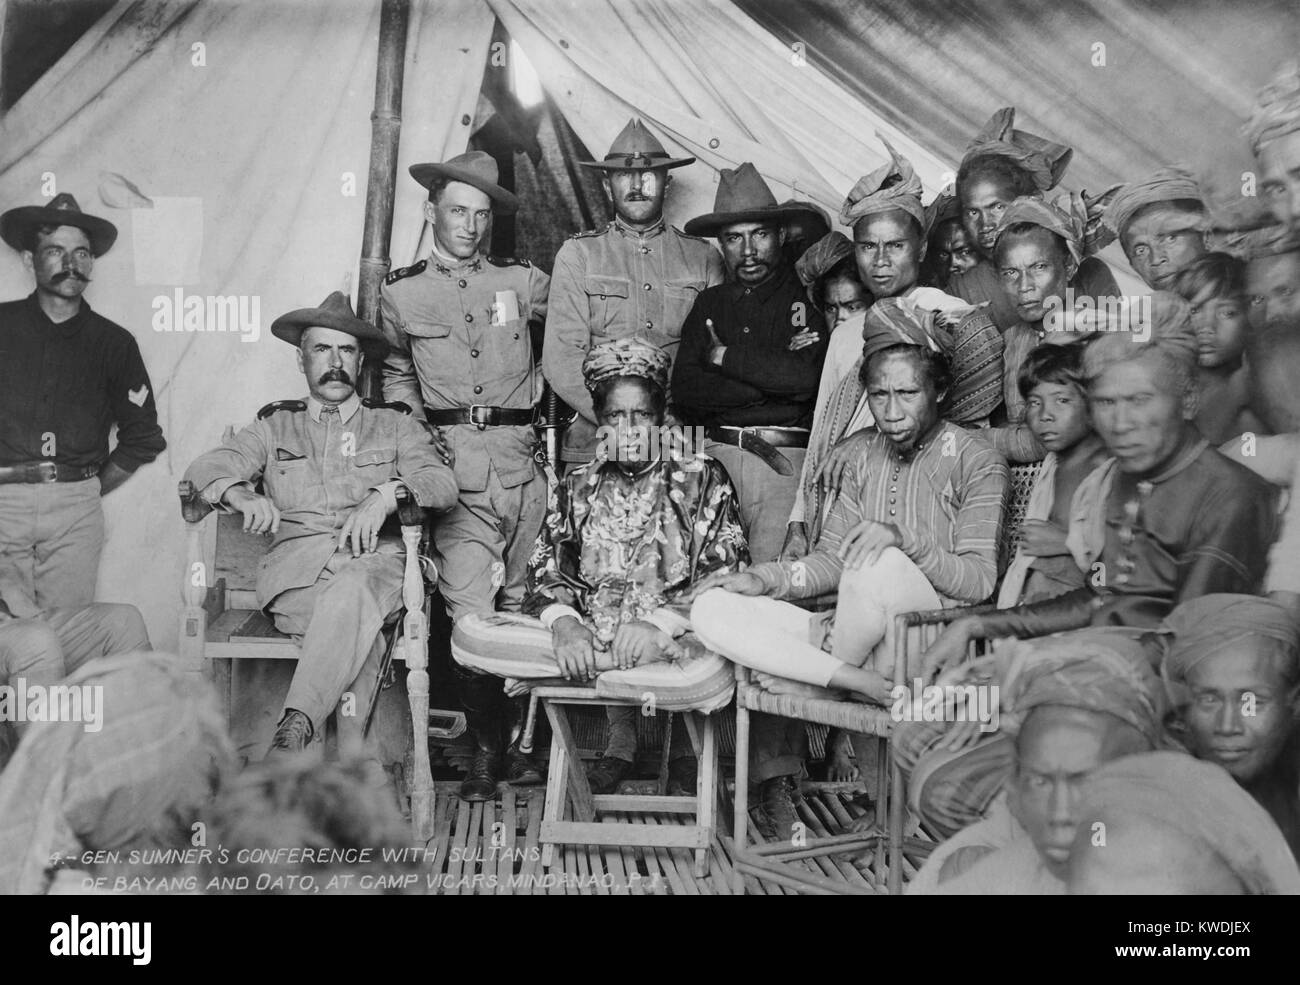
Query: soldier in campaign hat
xmin=380 ymin=150 xmax=552 ymax=800
xmin=185 ymin=292 xmax=459 ymax=759
xmin=541 ymin=118 xmax=725 ymax=794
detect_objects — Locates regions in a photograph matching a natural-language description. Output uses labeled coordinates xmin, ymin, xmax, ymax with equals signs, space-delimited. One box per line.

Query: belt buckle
xmin=468 ymin=404 xmax=490 ymax=430
xmin=32 ymin=461 xmax=57 ymax=483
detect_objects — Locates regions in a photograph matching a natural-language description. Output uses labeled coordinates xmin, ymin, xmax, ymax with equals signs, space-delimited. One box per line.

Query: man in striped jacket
xmin=690 ymin=325 xmax=1007 ymax=702
xmin=688 ymin=309 xmax=1008 ymax=834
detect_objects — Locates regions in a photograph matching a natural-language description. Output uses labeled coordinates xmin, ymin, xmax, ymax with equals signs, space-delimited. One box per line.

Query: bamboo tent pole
xmin=357 ymin=0 xmax=411 ymax=399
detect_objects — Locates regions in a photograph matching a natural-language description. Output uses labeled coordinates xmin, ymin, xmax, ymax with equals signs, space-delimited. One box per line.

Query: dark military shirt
xmin=0 ymin=293 xmax=165 ymax=471
xmin=671 ymin=264 xmax=827 ymax=428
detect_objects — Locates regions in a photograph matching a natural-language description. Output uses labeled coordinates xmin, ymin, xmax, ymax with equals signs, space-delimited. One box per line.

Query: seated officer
xmin=184 ymin=293 xmax=458 ymax=758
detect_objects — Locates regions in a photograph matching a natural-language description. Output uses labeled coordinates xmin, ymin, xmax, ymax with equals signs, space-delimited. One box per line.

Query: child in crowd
xmin=1174 ymin=252 xmax=1259 ymax=444
xmin=997 ymin=342 xmax=1109 ymax=607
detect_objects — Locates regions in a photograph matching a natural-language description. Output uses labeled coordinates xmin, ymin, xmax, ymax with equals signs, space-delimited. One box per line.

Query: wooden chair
xmin=729 ymin=461 xmax=1041 ymax=894
xmin=177 ymin=464 xmax=455 ymax=840
xmin=729 ymin=614 xmax=987 ymax=895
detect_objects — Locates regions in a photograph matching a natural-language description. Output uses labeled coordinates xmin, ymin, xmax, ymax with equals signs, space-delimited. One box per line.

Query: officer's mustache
xmin=51 ymin=270 xmax=91 ymax=284
xmin=318 ymin=369 xmax=352 ymax=385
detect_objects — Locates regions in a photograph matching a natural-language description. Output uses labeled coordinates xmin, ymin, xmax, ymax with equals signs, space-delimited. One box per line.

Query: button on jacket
xmin=671 ymin=264 xmax=827 ymax=428
xmin=544 ymin=217 xmax=723 ymax=459
xmin=184 ymin=395 xmax=457 ymax=608
xmin=380 ymin=252 xmax=550 ymax=492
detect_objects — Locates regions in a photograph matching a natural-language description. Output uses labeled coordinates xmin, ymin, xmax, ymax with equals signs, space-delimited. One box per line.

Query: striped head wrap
xmin=794 ymin=231 xmax=854 ymax=289
xmin=582 ymin=338 xmax=671 ymax=393
xmin=1155 ymin=593 xmax=1300 ymax=706
xmin=994 ymin=195 xmax=1085 ymax=264
xmin=1103 ymin=165 xmax=1206 ymax=238
xmin=1074 ymin=751 xmax=1300 ymax=894
xmin=961 ymin=107 xmax=1073 ymax=192
xmin=861 ymin=296 xmax=951 ymax=365
xmin=840 ymin=133 xmax=926 ymax=231
xmin=1246 ymin=61 xmax=1300 ymax=154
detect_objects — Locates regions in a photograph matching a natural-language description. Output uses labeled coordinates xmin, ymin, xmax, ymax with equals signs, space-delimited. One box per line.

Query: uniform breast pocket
xmin=584 ymin=275 xmax=631 ymax=337
xmin=348 ymin=446 xmax=398 ymax=501
xmin=265 ymin=457 xmax=312 ymax=504
xmin=663 ymin=279 xmax=703 ymax=338
xmin=352 ymin=447 xmax=398 ymax=475
xmin=404 ymin=321 xmax=453 ymax=340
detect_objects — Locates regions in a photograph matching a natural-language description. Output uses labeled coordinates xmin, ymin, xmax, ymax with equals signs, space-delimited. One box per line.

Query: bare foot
xmin=824 ymin=729 xmax=858 ymax=782
xmin=753 ymin=672 xmax=847 ymax=701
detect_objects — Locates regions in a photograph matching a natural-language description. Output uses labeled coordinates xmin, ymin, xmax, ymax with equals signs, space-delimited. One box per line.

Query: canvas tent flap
xmin=391 ymin=0 xmax=495 ymax=264
xmin=0 ymin=0 xmax=1282 ymax=647
xmin=0 ymin=0 xmax=392 ymax=644
xmin=487 ymin=0 xmax=954 ymax=231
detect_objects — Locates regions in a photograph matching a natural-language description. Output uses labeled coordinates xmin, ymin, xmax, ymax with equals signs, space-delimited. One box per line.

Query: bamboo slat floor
xmin=420 ymin=781 xmax=889 ymax=895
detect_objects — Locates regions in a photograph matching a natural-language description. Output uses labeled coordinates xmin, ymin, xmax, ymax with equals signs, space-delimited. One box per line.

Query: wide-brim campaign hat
xmin=0 ymin=192 xmax=118 ymax=256
xmin=579 ymin=118 xmax=695 ymax=171
xmin=683 ymin=163 xmax=820 ymax=237
xmin=271 ymin=291 xmax=389 ymax=360
xmin=409 ymin=150 xmax=519 ymax=214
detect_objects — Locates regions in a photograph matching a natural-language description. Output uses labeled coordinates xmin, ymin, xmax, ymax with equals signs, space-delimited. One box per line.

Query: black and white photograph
xmin=1 ymin=0 xmax=1299 ymax=941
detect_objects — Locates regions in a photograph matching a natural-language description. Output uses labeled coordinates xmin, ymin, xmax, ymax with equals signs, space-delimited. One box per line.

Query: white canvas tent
xmin=0 ymin=0 xmax=1288 ymax=648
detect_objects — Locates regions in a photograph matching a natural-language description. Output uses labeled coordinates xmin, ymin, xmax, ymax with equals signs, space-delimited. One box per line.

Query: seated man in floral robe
xmin=452 ymin=339 xmax=747 ymax=793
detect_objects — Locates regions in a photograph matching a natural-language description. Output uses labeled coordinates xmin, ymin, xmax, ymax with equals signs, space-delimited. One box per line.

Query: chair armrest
xmin=896 ymin=603 xmax=999 ymax=628
xmin=178 ymin=480 xmax=215 ymax=523
xmin=394 ymin=484 xmax=425 ymax=526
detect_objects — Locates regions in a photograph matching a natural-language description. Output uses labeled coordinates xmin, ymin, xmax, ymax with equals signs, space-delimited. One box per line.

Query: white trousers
xmin=691 ymin=547 xmax=941 ymax=686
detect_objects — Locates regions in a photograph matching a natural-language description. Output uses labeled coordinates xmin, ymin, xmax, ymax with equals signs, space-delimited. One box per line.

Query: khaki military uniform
xmin=184 ymin=394 xmax=458 ymax=733
xmin=543 ymin=218 xmax=722 ymax=464
xmin=380 ymin=250 xmax=551 ymax=621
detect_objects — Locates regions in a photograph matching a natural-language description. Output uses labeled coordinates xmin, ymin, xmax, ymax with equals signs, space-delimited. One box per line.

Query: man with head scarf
xmin=543 ymin=118 xmax=724 ymax=468
xmin=452 ymin=339 xmax=747 ymax=793
xmin=1247 ymin=61 xmax=1300 ymax=234
xmin=948 ymin=108 xmax=1119 ymax=332
xmin=906 ymin=628 xmax=1165 ymax=894
xmin=785 ymin=232 xmax=870 ymax=553
xmin=689 ymin=305 xmax=1007 ymax=835
xmin=923 ymin=295 xmax=1278 ymax=671
xmin=1104 ymin=165 xmax=1209 ymax=291
xmin=986 ymin=195 xmax=1116 ymax=462
xmin=923 ymin=189 xmax=978 ymax=290
xmin=1068 ymin=751 xmax=1300 ymax=894
xmin=787 ymin=138 xmax=1005 ymax=560
xmin=690 ymin=310 xmax=1008 ymax=695
xmin=1158 ymin=594 xmax=1300 ymax=858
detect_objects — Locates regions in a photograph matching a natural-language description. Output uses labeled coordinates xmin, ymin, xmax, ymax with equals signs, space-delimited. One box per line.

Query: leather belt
xmin=0 ymin=461 xmax=100 ymax=484
xmin=706 ymin=427 xmax=809 ymax=476
xmin=424 ymin=405 xmax=535 ymax=430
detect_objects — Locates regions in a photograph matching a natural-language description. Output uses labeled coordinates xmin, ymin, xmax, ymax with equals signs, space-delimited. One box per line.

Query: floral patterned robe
xmin=522 ymin=453 xmax=748 ymax=646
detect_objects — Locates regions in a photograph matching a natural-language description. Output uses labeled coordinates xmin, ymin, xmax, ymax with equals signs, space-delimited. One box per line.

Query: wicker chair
xmin=729 ymin=460 xmax=1042 ymax=894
